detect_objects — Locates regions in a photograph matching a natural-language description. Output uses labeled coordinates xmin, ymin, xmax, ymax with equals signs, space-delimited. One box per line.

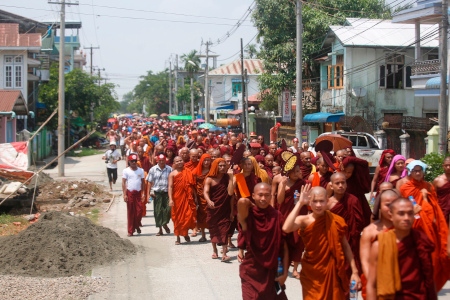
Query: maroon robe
xmin=376 ymin=166 xmax=389 ymax=193
xmin=126 ymin=190 xmax=142 ymax=236
xmin=265 ymin=166 xmax=273 ymax=179
xmin=206 ymin=175 xmax=231 ymax=245
xmin=277 ymin=179 xmax=307 ymax=262
xmin=320 ymin=171 xmax=333 ymax=189
xmin=300 ymin=164 xmax=313 ymax=180
xmin=240 ymin=205 xmax=287 ymax=300
xmin=396 ymin=229 xmax=436 ymax=299
xmin=330 ymin=193 xmax=364 ymax=274
xmin=436 ymin=181 xmax=450 ymax=224
xmin=343 ymin=156 xmax=372 ymax=227
xmin=138 ymin=156 xmax=151 ymax=173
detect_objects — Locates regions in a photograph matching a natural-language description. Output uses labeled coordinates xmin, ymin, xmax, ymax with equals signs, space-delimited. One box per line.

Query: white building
xmin=206 ymin=59 xmax=264 ymax=119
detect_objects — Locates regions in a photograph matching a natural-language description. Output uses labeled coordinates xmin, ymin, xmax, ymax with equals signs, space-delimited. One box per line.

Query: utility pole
xmin=93 ymin=67 xmax=105 ymax=86
xmin=240 ymin=38 xmax=246 ymax=136
xmin=245 ymin=69 xmax=249 ymax=136
xmin=84 ymin=45 xmax=100 ymax=75
xmin=174 ymin=54 xmax=179 ymax=115
xmin=190 ymin=77 xmax=194 ymax=121
xmin=295 ymin=0 xmax=303 ymax=140
xmin=439 ymin=0 xmax=449 ymax=154
xmin=204 ymin=41 xmax=212 ymax=122
xmin=49 ymin=0 xmax=78 ymax=177
xmin=168 ymin=60 xmax=172 ymax=115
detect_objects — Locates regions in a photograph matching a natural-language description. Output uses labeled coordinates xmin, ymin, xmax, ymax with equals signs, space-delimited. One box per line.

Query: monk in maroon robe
xmin=299 ymin=152 xmax=314 ymax=179
xmin=370 ymin=149 xmax=395 ymax=198
xmin=367 ymin=198 xmax=437 ymax=300
xmin=204 ymin=158 xmax=234 ymax=261
xmin=328 ymin=172 xmax=364 ymax=274
xmin=433 ymin=156 xmax=450 ymax=224
xmin=277 ymin=164 xmax=307 ymax=279
xmin=342 ymin=156 xmax=372 ymax=227
xmin=238 ymin=183 xmax=288 ymax=300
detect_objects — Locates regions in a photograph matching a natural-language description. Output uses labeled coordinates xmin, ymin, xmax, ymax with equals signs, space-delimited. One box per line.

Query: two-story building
xmin=206 ymin=59 xmax=264 ymax=120
xmin=316 ymin=18 xmax=439 ymax=131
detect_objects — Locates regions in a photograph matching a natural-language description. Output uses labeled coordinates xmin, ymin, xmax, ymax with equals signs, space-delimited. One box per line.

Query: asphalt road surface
xmin=45 ymin=154 xmax=450 ymax=300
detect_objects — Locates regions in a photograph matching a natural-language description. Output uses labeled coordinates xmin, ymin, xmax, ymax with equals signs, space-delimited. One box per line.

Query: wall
xmin=208 ymin=74 xmax=260 ymax=109
xmin=0 ymin=52 xmax=29 ymax=102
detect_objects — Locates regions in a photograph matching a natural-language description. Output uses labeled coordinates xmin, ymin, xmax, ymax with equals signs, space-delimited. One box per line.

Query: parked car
xmin=309 ymin=131 xmax=384 ymax=174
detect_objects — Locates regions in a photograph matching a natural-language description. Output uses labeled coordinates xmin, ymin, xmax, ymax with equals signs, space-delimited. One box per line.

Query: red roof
xmin=0 ymin=24 xmax=41 ymax=48
xmin=208 ymin=59 xmax=264 ymax=76
xmin=0 ymin=90 xmax=28 ymax=114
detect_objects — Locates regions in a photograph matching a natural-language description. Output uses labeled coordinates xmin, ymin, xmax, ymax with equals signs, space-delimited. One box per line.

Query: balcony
xmin=411 ymin=59 xmax=441 ymax=75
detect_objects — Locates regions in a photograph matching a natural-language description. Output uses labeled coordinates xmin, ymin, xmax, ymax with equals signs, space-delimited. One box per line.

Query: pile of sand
xmin=0 ymin=212 xmax=136 ymax=277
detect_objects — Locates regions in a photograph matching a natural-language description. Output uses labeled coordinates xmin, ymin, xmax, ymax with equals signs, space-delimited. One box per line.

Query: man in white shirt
xmin=102 ymin=142 xmax=122 ymax=191
xmin=122 ymin=154 xmax=145 ymax=237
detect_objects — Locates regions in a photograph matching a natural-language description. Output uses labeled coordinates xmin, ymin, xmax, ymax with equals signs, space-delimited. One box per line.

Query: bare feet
xmin=227 ymin=242 xmax=236 ymax=248
xmin=211 ymin=253 xmax=218 ymax=259
xmin=292 ymin=270 xmax=300 ymax=279
xmin=184 ymin=235 xmax=191 ymax=242
xmin=190 ymin=228 xmax=198 ymax=237
xmin=221 ymin=255 xmax=231 ymax=263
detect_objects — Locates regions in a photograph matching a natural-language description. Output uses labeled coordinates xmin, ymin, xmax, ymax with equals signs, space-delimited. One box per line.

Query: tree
xmin=175 ymin=81 xmax=203 ymax=114
xmin=252 ymin=0 xmax=390 ymax=113
xmin=132 ymin=70 xmax=170 ymax=115
xmin=245 ymin=44 xmax=259 ymax=59
xmin=38 ymin=64 xmax=119 ymax=130
xmin=180 ymin=50 xmax=201 ymax=77
xmin=120 ymin=92 xmax=134 ymax=113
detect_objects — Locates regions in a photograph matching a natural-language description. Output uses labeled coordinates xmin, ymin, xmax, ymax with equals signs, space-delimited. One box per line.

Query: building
xmin=206 ymin=59 xmax=264 ymax=120
xmin=315 ymin=18 xmax=439 ymax=131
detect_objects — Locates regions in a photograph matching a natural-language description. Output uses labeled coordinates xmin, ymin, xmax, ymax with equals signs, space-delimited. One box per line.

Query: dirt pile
xmin=0 ymin=211 xmax=136 ymax=277
xmin=35 ymin=178 xmax=112 ymax=211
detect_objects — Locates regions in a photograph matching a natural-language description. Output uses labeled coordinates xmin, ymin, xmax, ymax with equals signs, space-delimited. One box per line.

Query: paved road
xmin=45 ymin=154 xmax=450 ymax=300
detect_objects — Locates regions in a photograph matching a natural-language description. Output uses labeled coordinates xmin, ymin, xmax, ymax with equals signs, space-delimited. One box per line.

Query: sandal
xmin=184 ymin=235 xmax=191 ymax=242
xmin=211 ymin=253 xmax=218 ymax=259
xmin=156 ymin=232 xmax=163 ymax=236
xmin=221 ymin=256 xmax=231 ymax=263
xmin=198 ymin=237 xmax=207 ymax=242
xmin=237 ymin=254 xmax=244 ymax=263
xmin=175 ymin=241 xmax=181 ymax=245
xmin=163 ymin=225 xmax=170 ymax=234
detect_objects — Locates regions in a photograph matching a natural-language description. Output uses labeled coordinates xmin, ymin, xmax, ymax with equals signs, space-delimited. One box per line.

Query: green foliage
xmin=175 ymin=81 xmax=203 ymax=114
xmin=421 ymin=153 xmax=445 ymax=182
xmin=180 ymin=50 xmax=201 ymax=76
xmin=38 ymin=64 xmax=119 ymax=130
xmin=132 ymin=70 xmax=170 ymax=115
xmin=252 ymin=0 xmax=390 ymax=114
xmin=245 ymin=44 xmax=259 ymax=59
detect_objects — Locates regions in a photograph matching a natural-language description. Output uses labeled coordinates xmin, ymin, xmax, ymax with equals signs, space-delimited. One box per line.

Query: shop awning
xmin=168 ymin=115 xmax=192 ymax=121
xmin=303 ymin=112 xmax=345 ymax=123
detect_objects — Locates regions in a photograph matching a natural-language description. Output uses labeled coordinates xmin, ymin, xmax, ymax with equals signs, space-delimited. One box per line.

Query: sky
xmin=2 ymin=0 xmax=258 ymax=101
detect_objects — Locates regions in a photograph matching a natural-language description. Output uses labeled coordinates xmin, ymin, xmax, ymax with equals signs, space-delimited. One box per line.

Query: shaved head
xmin=311 ymin=186 xmax=327 ymax=198
xmin=330 ymin=172 xmax=346 ymax=182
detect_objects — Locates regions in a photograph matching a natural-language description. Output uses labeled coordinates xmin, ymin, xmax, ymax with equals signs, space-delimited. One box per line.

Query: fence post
xmin=374 ymin=130 xmax=387 ymax=149
xmin=399 ymin=133 xmax=410 ymax=158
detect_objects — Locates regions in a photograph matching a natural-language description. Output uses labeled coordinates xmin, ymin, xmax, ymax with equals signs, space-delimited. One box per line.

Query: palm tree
xmin=245 ymin=44 xmax=259 ymax=59
xmin=181 ymin=50 xmax=201 ymax=77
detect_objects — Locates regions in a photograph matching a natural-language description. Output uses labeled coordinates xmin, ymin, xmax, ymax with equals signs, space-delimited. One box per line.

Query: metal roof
xmin=0 ymin=90 xmax=28 ymax=115
xmin=327 ymin=18 xmax=439 ymax=48
xmin=208 ymin=59 xmax=264 ymax=76
xmin=303 ymin=112 xmax=345 ymax=123
xmin=425 ymin=76 xmax=448 ymax=89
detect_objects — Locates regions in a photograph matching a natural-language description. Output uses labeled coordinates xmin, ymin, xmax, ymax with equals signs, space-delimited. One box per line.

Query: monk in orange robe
xmin=433 ymin=156 xmax=450 ymax=224
xmin=360 ymin=187 xmax=397 ymax=299
xmin=184 ymin=149 xmax=200 ymax=171
xmin=308 ymin=157 xmax=332 ymax=188
xmin=328 ymin=172 xmax=364 ymax=275
xmin=366 ymin=198 xmax=437 ymax=300
xmin=168 ymin=156 xmax=197 ymax=245
xmin=193 ymin=153 xmax=212 ymax=242
xmin=283 ymin=185 xmax=361 ymax=300
xmin=399 ymin=160 xmax=450 ymax=291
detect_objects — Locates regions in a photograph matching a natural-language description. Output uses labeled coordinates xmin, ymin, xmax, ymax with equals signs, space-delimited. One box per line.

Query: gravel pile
xmin=0 ymin=211 xmax=136 ymax=277
xmin=0 ymin=275 xmax=108 ymax=300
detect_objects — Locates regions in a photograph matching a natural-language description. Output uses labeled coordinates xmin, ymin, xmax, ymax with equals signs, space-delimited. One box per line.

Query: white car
xmin=309 ymin=131 xmax=384 ymax=174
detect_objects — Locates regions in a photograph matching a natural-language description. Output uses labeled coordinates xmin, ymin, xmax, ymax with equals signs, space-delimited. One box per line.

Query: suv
xmin=309 ymin=131 xmax=383 ymax=174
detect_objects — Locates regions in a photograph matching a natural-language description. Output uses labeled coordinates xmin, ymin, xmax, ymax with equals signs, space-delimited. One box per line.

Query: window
xmin=4 ymin=55 xmax=22 ymax=88
xmin=379 ymin=54 xmax=411 ymax=89
xmin=232 ymin=82 xmax=242 ymax=97
xmin=327 ymin=55 xmax=344 ymax=89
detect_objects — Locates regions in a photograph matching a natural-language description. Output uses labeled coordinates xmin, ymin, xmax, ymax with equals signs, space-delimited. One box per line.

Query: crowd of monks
xmin=114 ymin=116 xmax=450 ymax=300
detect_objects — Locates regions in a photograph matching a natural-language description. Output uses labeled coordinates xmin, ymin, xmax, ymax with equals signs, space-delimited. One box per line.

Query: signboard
xmin=282 ymin=90 xmax=291 ymax=122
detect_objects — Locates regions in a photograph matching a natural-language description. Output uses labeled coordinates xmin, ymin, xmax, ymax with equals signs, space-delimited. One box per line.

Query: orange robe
xmin=300 ymin=211 xmax=348 ymax=300
xmin=171 ymin=169 xmax=197 ymax=236
xmin=184 ymin=160 xmax=199 ymax=171
xmin=399 ymin=179 xmax=450 ymax=291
